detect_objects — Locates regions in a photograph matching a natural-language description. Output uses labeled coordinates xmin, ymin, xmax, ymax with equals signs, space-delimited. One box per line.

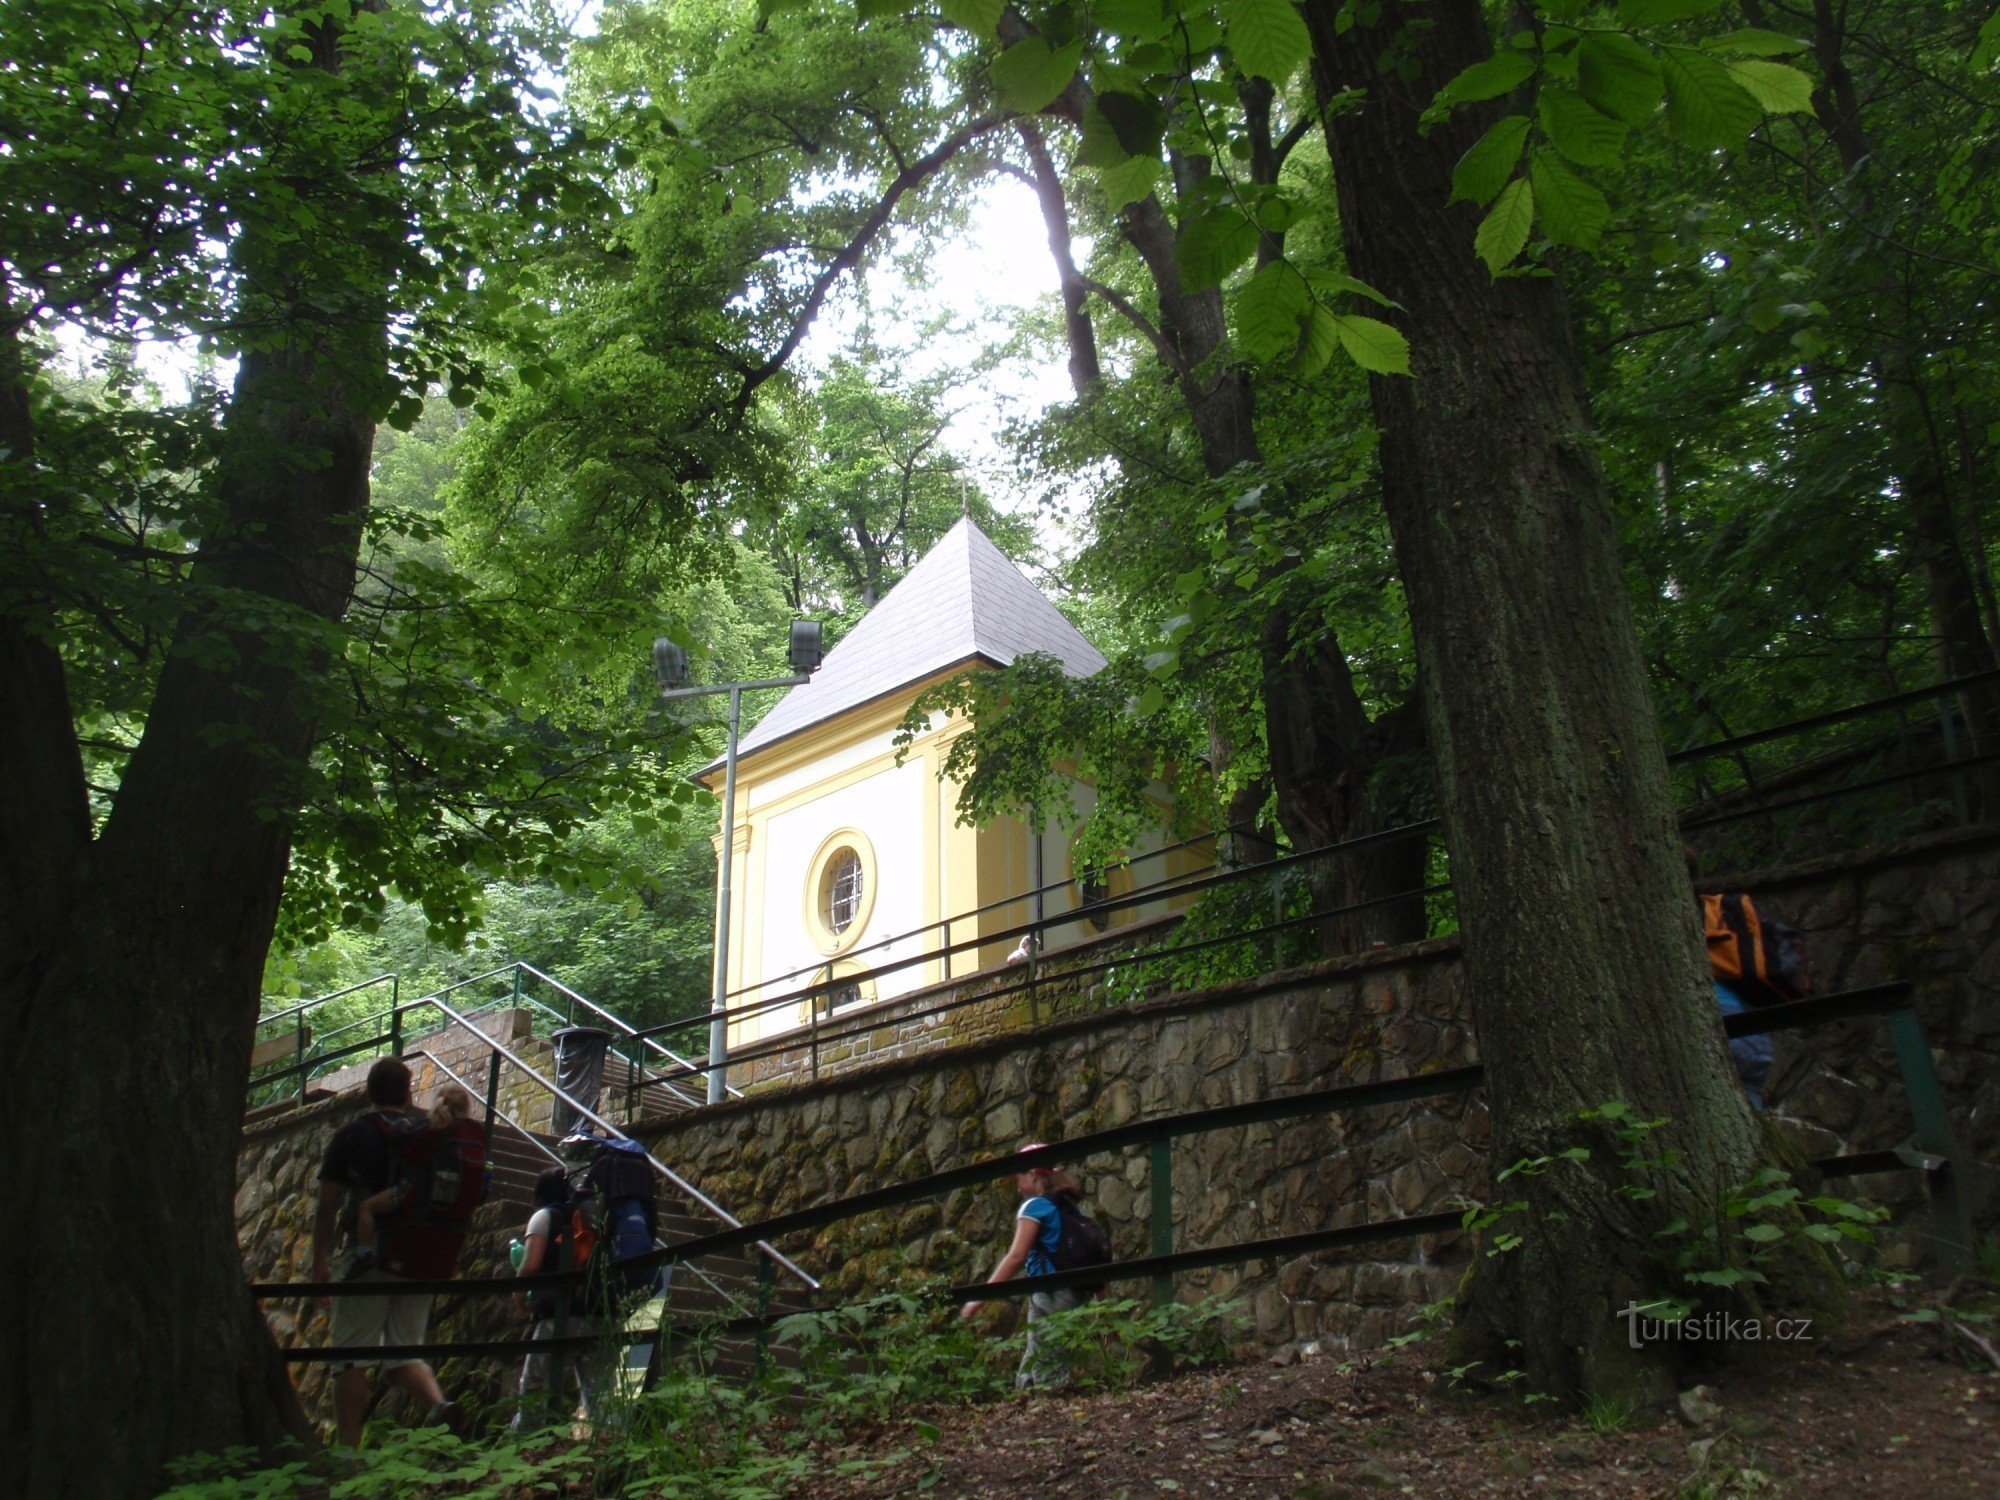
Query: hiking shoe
xmin=426 ymin=1401 xmax=468 ymax=1437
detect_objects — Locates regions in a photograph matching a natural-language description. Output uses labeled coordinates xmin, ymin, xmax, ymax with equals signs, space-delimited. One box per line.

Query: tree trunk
xmin=1262 ymin=620 xmax=1429 ymax=950
xmin=0 ymin=20 xmax=391 ymax=1491
xmin=1304 ymin=0 xmax=1773 ymax=1399
xmin=1115 ymin=195 xmax=1427 ymax=917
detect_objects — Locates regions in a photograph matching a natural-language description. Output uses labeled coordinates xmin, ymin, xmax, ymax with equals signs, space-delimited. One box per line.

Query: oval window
xmin=821 ymin=848 xmax=864 ymax=935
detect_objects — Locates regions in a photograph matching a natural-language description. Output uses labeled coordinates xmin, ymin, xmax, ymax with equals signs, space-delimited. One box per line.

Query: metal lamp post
xmin=655 ymin=622 xmax=824 ymax=1104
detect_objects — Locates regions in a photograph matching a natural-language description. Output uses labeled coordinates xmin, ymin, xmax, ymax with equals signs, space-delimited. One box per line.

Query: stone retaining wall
xmin=625 ymin=824 xmax=2000 ymax=1358
xmin=242 ymin=824 xmax=2000 ymax=1383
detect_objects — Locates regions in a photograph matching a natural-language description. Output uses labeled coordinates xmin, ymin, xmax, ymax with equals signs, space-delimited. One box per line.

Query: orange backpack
xmin=1701 ymin=891 xmax=1812 ymax=1008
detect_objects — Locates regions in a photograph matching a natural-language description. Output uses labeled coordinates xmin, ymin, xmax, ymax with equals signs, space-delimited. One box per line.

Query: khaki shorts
xmin=327 ymin=1269 xmax=434 ymax=1373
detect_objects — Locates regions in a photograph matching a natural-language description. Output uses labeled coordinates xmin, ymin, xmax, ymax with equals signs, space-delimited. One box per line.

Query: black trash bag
xmin=550 ymin=1025 xmax=613 ymax=1136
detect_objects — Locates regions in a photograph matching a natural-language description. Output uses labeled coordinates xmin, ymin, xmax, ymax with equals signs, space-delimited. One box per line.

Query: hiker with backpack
xmin=1688 ymin=850 xmax=1814 ymax=1110
xmin=960 ymin=1144 xmax=1112 ymax=1390
xmin=509 ymin=1167 xmax=614 ymax=1433
xmin=310 ymin=1059 xmax=470 ymax=1445
xmin=509 ymin=1134 xmax=663 ymax=1430
xmin=349 ymin=1084 xmax=476 ymax=1267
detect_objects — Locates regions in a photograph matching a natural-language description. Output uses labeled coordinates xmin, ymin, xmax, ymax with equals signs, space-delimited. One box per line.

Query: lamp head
xmin=789 ymin=620 xmax=824 ymax=677
xmin=652 ymin=637 xmax=690 ymax=692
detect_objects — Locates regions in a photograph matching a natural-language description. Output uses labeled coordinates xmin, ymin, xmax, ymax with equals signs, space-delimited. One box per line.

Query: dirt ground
xmin=809 ymin=1304 xmax=2000 ymax=1498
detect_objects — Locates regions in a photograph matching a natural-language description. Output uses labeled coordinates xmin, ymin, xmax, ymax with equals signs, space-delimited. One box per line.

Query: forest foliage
xmin=12 ymin=0 xmax=1998 ymax=1020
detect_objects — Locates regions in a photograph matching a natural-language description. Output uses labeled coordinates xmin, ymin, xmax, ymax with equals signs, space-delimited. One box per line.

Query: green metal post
xmin=388 ymin=974 xmax=402 ymax=1058
xmin=295 ymin=1013 xmax=308 ymax=1102
xmin=1885 ymin=1004 xmax=1975 ymax=1274
xmin=1149 ymin=1135 xmax=1173 ymax=1307
xmin=753 ymin=1254 xmax=774 ymax=1379
xmin=483 ymin=1047 xmax=502 ymax=1161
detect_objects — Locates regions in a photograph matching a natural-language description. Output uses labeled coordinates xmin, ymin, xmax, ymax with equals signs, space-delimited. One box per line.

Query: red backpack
xmin=376 ymin=1115 xmax=490 ymax=1280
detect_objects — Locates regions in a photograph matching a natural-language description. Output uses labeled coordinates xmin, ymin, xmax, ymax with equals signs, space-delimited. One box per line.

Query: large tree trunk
xmin=1304 ymin=0 xmax=1774 ymax=1399
xmin=0 ymin=26 xmax=390 ymax=1495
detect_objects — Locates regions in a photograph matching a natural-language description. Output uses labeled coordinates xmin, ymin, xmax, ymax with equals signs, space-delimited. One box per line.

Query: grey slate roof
xmin=713 ymin=517 xmax=1105 ymax=773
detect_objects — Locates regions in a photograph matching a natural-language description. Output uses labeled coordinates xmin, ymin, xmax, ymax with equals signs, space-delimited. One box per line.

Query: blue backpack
xmin=573 ymin=1138 xmax=661 ymax=1310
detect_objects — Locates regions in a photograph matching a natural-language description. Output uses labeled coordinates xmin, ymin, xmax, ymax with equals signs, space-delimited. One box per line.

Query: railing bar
xmin=417 ymin=992 xmax=817 ymax=1291
xmin=255 ymin=973 xmax=399 ymax=1026
xmin=683 ymin=881 xmax=1453 ymax=1070
xmin=1665 ymin=667 xmax=2000 ymax=765
xmin=272 ymin=1211 xmax=1470 ymax=1358
xmin=1678 ymin=750 xmax=2000 ymax=833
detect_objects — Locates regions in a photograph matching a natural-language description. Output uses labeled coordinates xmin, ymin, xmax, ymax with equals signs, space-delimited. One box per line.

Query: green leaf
xmin=1724 ymin=59 xmax=1815 ymax=115
xmin=1741 ymin=1222 xmax=1785 ymax=1243
xmin=1474 ymin=176 xmax=1535 ymax=274
xmin=1434 ymin=49 xmax=1535 ymax=109
xmin=1079 ymin=99 xmax=1134 ymax=166
xmin=1294 ymin=303 xmax=1340 ymax=377
xmin=1538 ymin=87 xmax=1629 ymax=167
xmin=1660 ymin=47 xmax=1762 ymax=149
xmin=1303 ymin=269 xmax=1397 ymax=308
xmin=1330 ymin=314 xmax=1411 ymax=376
xmin=1578 ymin=33 xmax=1663 ymax=125
xmin=1096 ymin=89 xmax=1168 ymax=158
xmin=991 ymin=38 xmax=1085 ymax=114
xmin=1232 ymin=261 xmax=1310 ymax=361
xmin=1529 ymin=148 xmax=1609 ymax=250
xmin=1451 ymin=114 xmax=1530 ymax=206
xmin=938 ymin=0 xmax=1004 ymax=38
xmin=1225 ymin=0 xmax=1312 ymax=84
xmin=1095 ymin=0 xmax=1174 ymax=42
xmin=1617 ymin=0 xmax=1723 ymax=23
xmin=1976 ymin=10 xmax=2000 ymax=71
xmin=1178 ymin=204 xmax=1260 ymax=291
xmin=1098 ymin=153 xmax=1160 ymax=209
xmin=1704 ymin=28 xmax=1811 ymax=57
xmin=856 ymin=0 xmax=903 ymax=16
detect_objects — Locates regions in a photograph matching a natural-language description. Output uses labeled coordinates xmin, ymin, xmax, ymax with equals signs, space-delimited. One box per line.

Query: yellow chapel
xmin=695 ymin=517 xmax=1200 ymax=1057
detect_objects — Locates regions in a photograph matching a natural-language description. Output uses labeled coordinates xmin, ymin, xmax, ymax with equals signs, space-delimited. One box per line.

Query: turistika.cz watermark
xmin=1619 ymin=1304 xmax=1814 ymax=1349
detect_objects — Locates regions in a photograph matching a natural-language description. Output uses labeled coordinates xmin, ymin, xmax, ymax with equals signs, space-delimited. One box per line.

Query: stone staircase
xmin=483 ymin=1124 xmax=813 ymax=1386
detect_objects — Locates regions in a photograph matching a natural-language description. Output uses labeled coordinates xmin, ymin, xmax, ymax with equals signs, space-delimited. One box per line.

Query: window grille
xmin=823 ymin=848 xmax=863 ymax=934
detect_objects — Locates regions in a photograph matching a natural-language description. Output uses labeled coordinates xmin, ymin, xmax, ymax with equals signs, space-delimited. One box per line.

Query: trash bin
xmin=550 ymin=1025 xmax=613 ymax=1136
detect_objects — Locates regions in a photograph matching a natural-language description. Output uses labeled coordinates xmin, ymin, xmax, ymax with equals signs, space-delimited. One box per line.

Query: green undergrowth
xmin=160 ymin=1292 xmax=1242 ymax=1500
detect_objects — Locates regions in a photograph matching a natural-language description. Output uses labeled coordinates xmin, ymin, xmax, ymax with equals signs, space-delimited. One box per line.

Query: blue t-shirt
xmin=1018 ymin=1196 xmax=1062 ymax=1278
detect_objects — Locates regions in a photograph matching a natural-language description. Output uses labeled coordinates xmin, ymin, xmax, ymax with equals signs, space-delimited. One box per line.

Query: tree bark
xmin=1304 ymin=0 xmax=1771 ymax=1398
xmin=0 ymin=19 xmax=391 ymax=1492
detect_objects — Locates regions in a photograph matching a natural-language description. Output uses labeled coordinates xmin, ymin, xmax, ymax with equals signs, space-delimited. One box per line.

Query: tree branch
xmin=732 ymin=113 xmax=1011 ymax=418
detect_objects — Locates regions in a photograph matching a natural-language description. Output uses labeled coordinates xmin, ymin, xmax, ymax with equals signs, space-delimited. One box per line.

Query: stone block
xmin=983 ymin=1100 xmax=1023 ymax=1144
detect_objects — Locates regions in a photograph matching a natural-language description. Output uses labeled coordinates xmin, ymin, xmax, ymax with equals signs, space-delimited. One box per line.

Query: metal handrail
xmin=512 ymin=962 xmax=729 ymax=1103
xmin=256 ymin=973 xmax=398 ymax=1028
xmin=419 ymin=990 xmax=819 ymax=1292
xmin=715 ymin=825 xmax=1235 ymax=1005
xmin=636 ymin=821 xmax=1432 ymax=1045
xmin=408 ymin=1048 xmax=769 ymax=1321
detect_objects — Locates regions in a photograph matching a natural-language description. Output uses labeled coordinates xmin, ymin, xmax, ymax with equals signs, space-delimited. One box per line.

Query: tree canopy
xmin=4 ymin=0 xmax=1999 ymax=1486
